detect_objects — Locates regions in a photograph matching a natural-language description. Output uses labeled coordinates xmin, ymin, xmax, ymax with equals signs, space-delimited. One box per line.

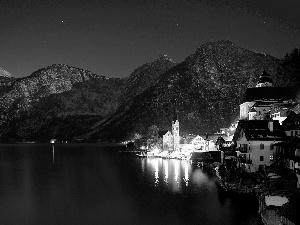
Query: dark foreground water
xmin=0 ymin=144 xmax=262 ymax=225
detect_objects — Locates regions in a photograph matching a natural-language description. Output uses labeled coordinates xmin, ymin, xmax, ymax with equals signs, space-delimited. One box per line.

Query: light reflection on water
xmin=137 ymin=157 xmax=262 ymax=225
xmin=143 ymin=157 xmax=215 ymax=192
xmin=0 ymin=144 xmax=262 ymax=225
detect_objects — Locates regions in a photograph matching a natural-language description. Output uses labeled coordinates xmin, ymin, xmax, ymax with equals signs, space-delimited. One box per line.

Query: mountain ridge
xmin=0 ymin=40 xmax=282 ymax=142
xmin=0 ymin=67 xmax=11 ymax=77
xmin=85 ymin=40 xmax=280 ymax=141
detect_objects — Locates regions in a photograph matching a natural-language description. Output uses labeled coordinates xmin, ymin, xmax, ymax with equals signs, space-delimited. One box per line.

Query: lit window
xmin=260 ymin=156 xmax=264 ymax=161
xmin=260 ymin=144 xmax=264 ymax=150
xmin=270 ymin=155 xmax=274 ymax=161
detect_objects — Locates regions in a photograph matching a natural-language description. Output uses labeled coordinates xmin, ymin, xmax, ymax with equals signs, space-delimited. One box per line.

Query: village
xmin=125 ymin=71 xmax=300 ymax=225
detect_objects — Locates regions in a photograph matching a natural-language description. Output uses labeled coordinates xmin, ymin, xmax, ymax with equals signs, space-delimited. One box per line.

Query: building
xmin=276 ymin=112 xmax=300 ymax=188
xmin=239 ymin=71 xmax=299 ymax=121
xmin=159 ymin=130 xmax=173 ymax=151
xmin=172 ymin=112 xmax=180 ymax=151
xmin=282 ymin=111 xmax=300 ymax=137
xmin=233 ymin=120 xmax=286 ymax=169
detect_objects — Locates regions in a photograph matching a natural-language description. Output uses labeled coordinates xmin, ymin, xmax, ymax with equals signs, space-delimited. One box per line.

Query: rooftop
xmin=233 ymin=120 xmax=286 ymax=141
xmin=243 ymin=86 xmax=300 ymax=102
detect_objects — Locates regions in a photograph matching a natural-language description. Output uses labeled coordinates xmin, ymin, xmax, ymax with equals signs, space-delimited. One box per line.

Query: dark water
xmin=0 ymin=144 xmax=262 ymax=225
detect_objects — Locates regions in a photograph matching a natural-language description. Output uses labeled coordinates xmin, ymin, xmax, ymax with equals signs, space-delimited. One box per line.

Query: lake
xmin=0 ymin=144 xmax=262 ymax=225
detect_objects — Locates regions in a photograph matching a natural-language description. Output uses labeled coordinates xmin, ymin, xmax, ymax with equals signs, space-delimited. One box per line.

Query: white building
xmin=233 ymin=120 xmax=286 ymax=169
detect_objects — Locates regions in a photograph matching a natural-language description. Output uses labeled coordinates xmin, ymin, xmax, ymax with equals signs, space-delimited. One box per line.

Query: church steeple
xmin=172 ymin=107 xmax=179 ymax=122
xmin=256 ymin=71 xmax=273 ymax=87
xmin=172 ymin=107 xmax=180 ymax=151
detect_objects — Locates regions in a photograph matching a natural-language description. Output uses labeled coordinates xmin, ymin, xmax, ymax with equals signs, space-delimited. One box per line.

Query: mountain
xmin=0 ymin=67 xmax=11 ymax=78
xmin=0 ymin=64 xmax=127 ymax=141
xmin=0 ymin=67 xmax=15 ymax=95
xmin=0 ymin=40 xmax=282 ymax=142
xmin=0 ymin=64 xmax=125 ymax=116
xmin=86 ymin=40 xmax=280 ymax=141
xmin=0 ymin=56 xmax=176 ymax=142
xmin=121 ymin=54 xmax=177 ymax=105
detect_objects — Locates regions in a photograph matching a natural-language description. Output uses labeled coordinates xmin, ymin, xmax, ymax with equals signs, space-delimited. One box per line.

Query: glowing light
xmin=184 ymin=162 xmax=189 ymax=186
xmin=52 ymin=145 xmax=55 ymax=164
xmin=155 ymin=159 xmax=159 ymax=186
xmin=141 ymin=158 xmax=145 ymax=174
xmin=174 ymin=160 xmax=179 ymax=183
xmin=164 ymin=161 xmax=169 ymax=183
xmin=153 ymin=148 xmax=160 ymax=154
xmin=192 ymin=169 xmax=209 ymax=186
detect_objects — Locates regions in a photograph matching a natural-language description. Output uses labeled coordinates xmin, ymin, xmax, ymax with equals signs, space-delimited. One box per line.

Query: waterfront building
xmin=282 ymin=111 xmax=300 ymax=137
xmin=233 ymin=120 xmax=286 ymax=170
xmin=274 ymin=112 xmax=300 ymax=188
xmin=159 ymin=130 xmax=173 ymax=151
xmin=158 ymin=113 xmax=181 ymax=152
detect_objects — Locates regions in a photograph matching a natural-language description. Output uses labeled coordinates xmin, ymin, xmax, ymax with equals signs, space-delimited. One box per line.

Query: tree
xmin=274 ymin=48 xmax=300 ymax=87
xmin=146 ymin=125 xmax=159 ymax=149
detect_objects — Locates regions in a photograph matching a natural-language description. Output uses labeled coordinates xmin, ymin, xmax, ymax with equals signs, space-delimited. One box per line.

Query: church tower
xmin=172 ymin=109 xmax=180 ymax=151
xmin=256 ymin=71 xmax=273 ymax=87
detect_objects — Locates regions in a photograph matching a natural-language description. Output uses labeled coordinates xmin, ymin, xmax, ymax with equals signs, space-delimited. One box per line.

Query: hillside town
xmin=126 ymin=71 xmax=300 ymax=225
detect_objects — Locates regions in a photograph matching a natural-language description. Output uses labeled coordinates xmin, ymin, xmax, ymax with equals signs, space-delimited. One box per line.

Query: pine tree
xmin=274 ymin=48 xmax=300 ymax=87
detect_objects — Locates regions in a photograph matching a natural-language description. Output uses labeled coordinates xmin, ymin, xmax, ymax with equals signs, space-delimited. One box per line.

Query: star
xmin=61 ymin=20 xmax=64 ymax=23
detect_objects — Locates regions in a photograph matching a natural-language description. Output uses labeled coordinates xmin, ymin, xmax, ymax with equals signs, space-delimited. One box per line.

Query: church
xmin=160 ymin=111 xmax=180 ymax=151
xmin=161 ymin=111 xmax=207 ymax=152
xmin=239 ymin=71 xmax=299 ymax=123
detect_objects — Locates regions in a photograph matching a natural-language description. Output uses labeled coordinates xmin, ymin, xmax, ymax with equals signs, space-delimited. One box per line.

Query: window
xmin=260 ymin=156 xmax=264 ymax=161
xmin=241 ymin=144 xmax=247 ymax=152
xmin=260 ymin=144 xmax=264 ymax=150
xmin=270 ymin=155 xmax=274 ymax=161
xmin=270 ymin=144 xmax=274 ymax=150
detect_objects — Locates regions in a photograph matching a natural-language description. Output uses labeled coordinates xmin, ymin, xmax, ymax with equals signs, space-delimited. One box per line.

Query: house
xmin=274 ymin=138 xmax=300 ymax=187
xmin=282 ymin=111 xmax=300 ymax=137
xmin=190 ymin=135 xmax=206 ymax=149
xmin=276 ymin=113 xmax=300 ymax=188
xmin=233 ymin=120 xmax=286 ymax=169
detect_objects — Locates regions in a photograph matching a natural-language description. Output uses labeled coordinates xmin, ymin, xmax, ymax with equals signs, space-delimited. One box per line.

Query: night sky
xmin=1 ymin=0 xmax=299 ymax=78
